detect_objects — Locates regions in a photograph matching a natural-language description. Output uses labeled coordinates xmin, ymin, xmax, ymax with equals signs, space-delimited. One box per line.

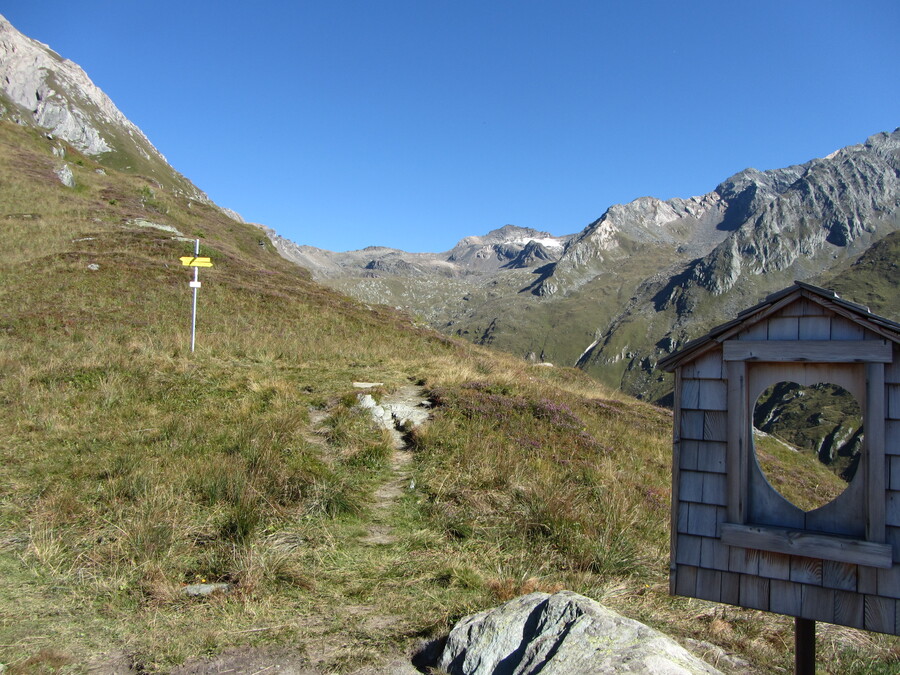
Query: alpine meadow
xmin=1 ymin=11 xmax=900 ymax=675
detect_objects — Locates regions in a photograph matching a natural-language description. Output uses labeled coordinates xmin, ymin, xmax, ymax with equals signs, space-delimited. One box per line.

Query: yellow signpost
xmin=181 ymin=240 xmax=213 ymax=352
xmin=180 ymin=256 xmax=214 ymax=268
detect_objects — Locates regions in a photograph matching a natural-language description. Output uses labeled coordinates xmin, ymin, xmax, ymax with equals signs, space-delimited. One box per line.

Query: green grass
xmin=753 ymin=431 xmax=848 ymax=512
xmin=0 ymin=117 xmax=898 ymax=673
xmin=828 ymin=229 xmax=900 ymax=319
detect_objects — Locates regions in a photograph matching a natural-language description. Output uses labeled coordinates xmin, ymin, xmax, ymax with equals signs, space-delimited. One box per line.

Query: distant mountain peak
xmin=453 ymin=224 xmax=563 ymax=249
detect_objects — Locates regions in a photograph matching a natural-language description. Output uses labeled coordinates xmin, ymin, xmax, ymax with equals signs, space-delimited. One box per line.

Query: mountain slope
xmin=0 ymin=109 xmax=678 ymax=672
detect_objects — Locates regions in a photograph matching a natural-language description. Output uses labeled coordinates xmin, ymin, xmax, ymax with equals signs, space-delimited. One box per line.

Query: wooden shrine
xmin=659 ymin=282 xmax=900 ymax=635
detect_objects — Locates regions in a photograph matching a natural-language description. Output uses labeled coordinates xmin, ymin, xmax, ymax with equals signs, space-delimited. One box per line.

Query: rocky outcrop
xmin=503 ymin=239 xmax=557 ymax=268
xmin=537 ymin=192 xmax=727 ymax=296
xmin=0 ymin=13 xmax=156 ymax=158
xmin=437 ymin=591 xmax=723 ymax=675
xmin=686 ymin=130 xmax=900 ymax=296
xmin=364 ymin=255 xmax=427 ymax=276
xmin=714 ymin=164 xmax=808 ymax=231
xmin=0 ymin=14 xmax=207 ymax=201
xmin=54 ymin=163 xmax=74 ymax=187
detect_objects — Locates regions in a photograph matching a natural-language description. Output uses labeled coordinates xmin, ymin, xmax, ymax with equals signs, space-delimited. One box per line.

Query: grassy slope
xmin=0 ymin=119 xmax=897 ymax=673
xmin=826 ymin=229 xmax=900 ymax=320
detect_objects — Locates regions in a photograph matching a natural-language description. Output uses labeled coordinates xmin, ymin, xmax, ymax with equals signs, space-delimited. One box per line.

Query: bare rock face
xmin=0 ymin=13 xmax=213 ymax=204
xmin=0 ymin=13 xmax=155 ymax=158
xmin=437 ymin=591 xmax=723 ymax=675
xmin=687 ymin=130 xmax=900 ymax=297
xmin=536 ymin=192 xmax=728 ymax=296
xmin=536 ymin=130 xmax=900 ymax=302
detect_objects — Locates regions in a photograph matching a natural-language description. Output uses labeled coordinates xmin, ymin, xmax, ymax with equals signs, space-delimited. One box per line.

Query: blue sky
xmin=3 ymin=1 xmax=898 ymax=252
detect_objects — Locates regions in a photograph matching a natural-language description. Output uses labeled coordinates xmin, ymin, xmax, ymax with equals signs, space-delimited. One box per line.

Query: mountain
xmin=281 ymin=130 xmax=900 ymax=400
xmin=577 ymin=130 xmax=900 ymax=399
xmin=268 ymin=224 xmax=569 ymax=279
xmin=266 ymin=224 xmax=572 ymax=328
xmin=0 ymin=13 xmax=205 ymax=199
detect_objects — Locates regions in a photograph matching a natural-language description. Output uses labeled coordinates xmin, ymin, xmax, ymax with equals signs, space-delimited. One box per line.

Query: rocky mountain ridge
xmin=573 ymin=130 xmax=900 ymax=397
xmin=267 ymin=224 xmax=571 ymax=279
xmin=689 ymin=131 xmax=900 ymax=297
xmin=277 ymin=129 xmax=900 ymax=399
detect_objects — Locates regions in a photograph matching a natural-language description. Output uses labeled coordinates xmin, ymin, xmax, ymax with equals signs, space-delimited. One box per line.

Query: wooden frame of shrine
xmin=659 ymin=282 xmax=900 ymax=636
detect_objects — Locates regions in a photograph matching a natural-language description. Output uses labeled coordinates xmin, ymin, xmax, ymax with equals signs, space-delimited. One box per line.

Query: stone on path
xmin=182 ymin=582 xmax=232 ymax=597
xmin=437 ymin=591 xmax=723 ymax=675
xmin=356 ymin=384 xmax=430 ymax=448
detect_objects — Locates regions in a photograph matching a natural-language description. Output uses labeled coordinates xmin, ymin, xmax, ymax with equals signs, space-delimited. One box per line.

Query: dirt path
xmin=357 ymin=385 xmax=430 ymax=546
xmin=145 ymin=384 xmax=433 ymax=675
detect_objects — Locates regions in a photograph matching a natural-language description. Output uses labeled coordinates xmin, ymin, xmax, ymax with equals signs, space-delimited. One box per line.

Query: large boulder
xmin=437 ymin=591 xmax=723 ymax=675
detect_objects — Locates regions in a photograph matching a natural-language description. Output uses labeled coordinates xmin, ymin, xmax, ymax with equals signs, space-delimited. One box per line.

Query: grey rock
xmin=383 ymin=400 xmax=429 ymax=428
xmin=438 ymin=591 xmax=723 ymax=675
xmin=356 ymin=393 xmax=389 ymax=427
xmin=0 ymin=13 xmax=122 ymax=156
xmin=131 ymin=219 xmax=184 ymax=236
xmin=357 ymin=387 xmax=430 ymax=431
xmin=182 ymin=582 xmax=231 ymax=596
xmin=218 ymin=207 xmax=246 ymax=223
xmin=55 ymin=163 xmax=74 ymax=187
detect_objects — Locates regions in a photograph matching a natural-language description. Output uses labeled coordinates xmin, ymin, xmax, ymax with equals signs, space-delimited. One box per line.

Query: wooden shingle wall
xmin=671 ymin=298 xmax=900 ymax=635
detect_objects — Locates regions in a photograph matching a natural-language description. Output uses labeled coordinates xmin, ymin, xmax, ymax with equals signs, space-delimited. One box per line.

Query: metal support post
xmin=795 ymin=617 xmax=815 ymax=675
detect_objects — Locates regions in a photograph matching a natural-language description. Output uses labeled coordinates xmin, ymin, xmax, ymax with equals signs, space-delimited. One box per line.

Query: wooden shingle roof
xmin=658 ymin=281 xmax=900 ymax=372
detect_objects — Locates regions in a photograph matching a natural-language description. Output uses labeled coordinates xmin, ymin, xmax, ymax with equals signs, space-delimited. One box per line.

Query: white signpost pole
xmin=190 ymin=238 xmax=199 ymax=353
xmin=179 ymin=242 xmax=212 ymax=353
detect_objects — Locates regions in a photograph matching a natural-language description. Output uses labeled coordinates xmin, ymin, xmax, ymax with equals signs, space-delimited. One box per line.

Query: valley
xmin=276 ymin=133 xmax=900 ymax=403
